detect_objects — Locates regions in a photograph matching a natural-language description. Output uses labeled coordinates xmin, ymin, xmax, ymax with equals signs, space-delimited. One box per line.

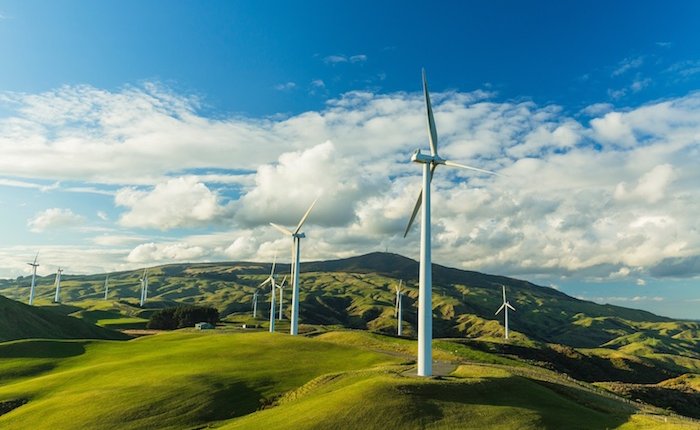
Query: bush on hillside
xmin=147 ymin=305 xmax=219 ymax=330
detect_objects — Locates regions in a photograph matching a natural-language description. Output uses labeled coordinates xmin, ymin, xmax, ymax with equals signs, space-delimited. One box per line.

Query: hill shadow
xmin=0 ymin=340 xmax=87 ymax=359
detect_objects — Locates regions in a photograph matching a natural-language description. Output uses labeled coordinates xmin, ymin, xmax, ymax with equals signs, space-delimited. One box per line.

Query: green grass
xmin=0 ymin=331 xmax=398 ymax=429
xmin=221 ymin=361 xmax=678 ymax=430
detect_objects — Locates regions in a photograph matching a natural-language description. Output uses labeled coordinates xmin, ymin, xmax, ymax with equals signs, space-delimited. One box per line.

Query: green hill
xmin=0 ymin=295 xmax=130 ymax=342
xmin=0 ymin=330 xmax=695 ymax=429
xmin=1 ymin=252 xmax=698 ymax=418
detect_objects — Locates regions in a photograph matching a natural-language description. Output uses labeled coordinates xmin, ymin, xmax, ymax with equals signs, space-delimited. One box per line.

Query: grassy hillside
xmin=1 ymin=253 xmax=698 ymax=417
xmin=0 ymin=329 xmax=696 ymax=429
xmin=0 ymin=295 xmax=130 ymax=342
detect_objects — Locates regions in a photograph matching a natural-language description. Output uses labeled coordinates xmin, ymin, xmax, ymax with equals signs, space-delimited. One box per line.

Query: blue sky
xmin=1 ymin=1 xmax=699 ymax=319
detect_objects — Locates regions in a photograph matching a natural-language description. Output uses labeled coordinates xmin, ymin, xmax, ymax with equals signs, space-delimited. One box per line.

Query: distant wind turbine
xmin=270 ymin=198 xmax=318 ymax=336
xmin=394 ymin=280 xmax=404 ymax=336
xmin=53 ymin=268 xmax=63 ymax=303
xmin=403 ymin=70 xmax=499 ymax=376
xmin=27 ymin=252 xmax=39 ymax=305
xmin=258 ymin=256 xmax=278 ymax=333
xmin=495 ymin=285 xmax=516 ymax=339
xmin=139 ymin=269 xmax=149 ymax=307
xmin=104 ymin=275 xmax=109 ymax=300
xmin=277 ymin=275 xmax=287 ymax=320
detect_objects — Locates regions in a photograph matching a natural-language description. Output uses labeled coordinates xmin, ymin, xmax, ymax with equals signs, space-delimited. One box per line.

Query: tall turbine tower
xmin=252 ymin=290 xmax=259 ymax=318
xmin=403 ymin=70 xmax=498 ymax=376
xmin=495 ymin=285 xmax=516 ymax=339
xmin=258 ymin=257 xmax=278 ymax=333
xmin=394 ymin=280 xmax=404 ymax=336
xmin=27 ymin=252 xmax=40 ymax=305
xmin=53 ymin=268 xmax=63 ymax=303
xmin=104 ymin=275 xmax=109 ymax=300
xmin=139 ymin=269 xmax=148 ymax=307
xmin=270 ymin=199 xmax=317 ymax=336
xmin=277 ymin=276 xmax=287 ymax=320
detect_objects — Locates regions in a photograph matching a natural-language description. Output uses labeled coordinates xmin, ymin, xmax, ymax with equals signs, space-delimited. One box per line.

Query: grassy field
xmin=1 ymin=252 xmax=699 ymax=422
xmin=0 ymin=329 xmax=697 ymax=429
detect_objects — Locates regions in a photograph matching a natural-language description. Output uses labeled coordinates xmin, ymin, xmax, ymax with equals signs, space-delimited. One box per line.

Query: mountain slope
xmin=0 ymin=295 xmax=129 ymax=342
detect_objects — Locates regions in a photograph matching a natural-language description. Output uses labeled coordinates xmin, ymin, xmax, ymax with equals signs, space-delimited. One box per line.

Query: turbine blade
xmin=258 ymin=277 xmax=272 ymax=288
xmin=279 ymin=275 xmax=287 ymax=288
xmin=294 ymin=198 xmax=318 ymax=234
xmin=502 ymin=285 xmax=506 ymax=303
xmin=270 ymin=222 xmax=293 ymax=236
xmin=403 ymin=190 xmax=422 ymax=238
xmin=443 ymin=160 xmax=500 ymax=176
xmin=506 ymin=303 xmax=516 ymax=311
xmin=33 ymin=251 xmax=39 ymax=265
xmin=423 ymin=69 xmax=438 ymax=157
xmin=270 ymin=254 xmax=277 ymax=277
xmin=495 ymin=303 xmax=505 ymax=315
xmin=395 ymin=295 xmax=399 ymax=317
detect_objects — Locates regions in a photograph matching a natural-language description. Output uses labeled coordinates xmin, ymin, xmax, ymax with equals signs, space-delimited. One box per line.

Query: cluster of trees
xmin=147 ymin=305 xmax=219 ymax=330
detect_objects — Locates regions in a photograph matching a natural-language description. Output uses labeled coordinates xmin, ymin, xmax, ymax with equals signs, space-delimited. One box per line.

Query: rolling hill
xmin=0 ymin=295 xmax=130 ymax=342
xmin=0 ymin=252 xmax=698 ymax=418
xmin=0 ymin=330 xmax=696 ymax=429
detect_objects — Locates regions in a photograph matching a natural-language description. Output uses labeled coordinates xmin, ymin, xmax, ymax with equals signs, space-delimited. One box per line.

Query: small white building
xmin=195 ymin=322 xmax=214 ymax=330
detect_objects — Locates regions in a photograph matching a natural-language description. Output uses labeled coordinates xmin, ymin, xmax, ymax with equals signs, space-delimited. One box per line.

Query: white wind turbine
xmin=104 ymin=275 xmax=109 ymax=300
xmin=53 ymin=268 xmax=63 ymax=303
xmin=270 ymin=199 xmax=317 ymax=336
xmin=495 ymin=285 xmax=516 ymax=339
xmin=403 ymin=70 xmax=499 ymax=376
xmin=251 ymin=290 xmax=259 ymax=318
xmin=258 ymin=256 xmax=278 ymax=333
xmin=394 ymin=280 xmax=404 ymax=336
xmin=139 ymin=269 xmax=149 ymax=307
xmin=27 ymin=252 xmax=40 ymax=305
xmin=277 ymin=275 xmax=287 ymax=320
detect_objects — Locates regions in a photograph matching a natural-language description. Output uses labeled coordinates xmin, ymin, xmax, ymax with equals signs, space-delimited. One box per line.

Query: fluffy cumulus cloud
xmin=115 ymin=177 xmax=231 ymax=230
xmin=27 ymin=208 xmax=85 ymax=232
xmin=3 ymin=83 xmax=700 ymax=283
xmin=127 ymin=242 xmax=208 ymax=263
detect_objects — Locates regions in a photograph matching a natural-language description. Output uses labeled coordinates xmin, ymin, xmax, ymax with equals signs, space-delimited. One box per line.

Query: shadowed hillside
xmin=0 ymin=295 xmax=130 ymax=342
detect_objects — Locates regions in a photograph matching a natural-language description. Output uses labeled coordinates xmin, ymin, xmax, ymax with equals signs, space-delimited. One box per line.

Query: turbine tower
xmin=27 ymin=252 xmax=39 ymax=305
xmin=258 ymin=257 xmax=278 ymax=333
xmin=495 ymin=285 xmax=516 ymax=339
xmin=53 ymin=268 xmax=63 ymax=303
xmin=104 ymin=275 xmax=109 ymax=300
xmin=403 ymin=70 xmax=498 ymax=376
xmin=139 ymin=269 xmax=148 ymax=307
xmin=252 ymin=290 xmax=259 ymax=318
xmin=277 ymin=275 xmax=287 ymax=320
xmin=394 ymin=280 xmax=404 ymax=336
xmin=270 ymin=198 xmax=317 ymax=336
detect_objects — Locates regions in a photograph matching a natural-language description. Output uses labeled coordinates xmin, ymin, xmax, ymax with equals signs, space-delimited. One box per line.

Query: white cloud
xmin=323 ymin=54 xmax=367 ymax=64
xmin=27 ymin=208 xmax=85 ymax=232
xmin=2 ymin=83 xmax=700 ymax=285
xmin=115 ymin=177 xmax=231 ymax=230
xmin=126 ymin=242 xmax=207 ymax=263
xmin=612 ymin=57 xmax=644 ymax=76
xmin=274 ymin=82 xmax=296 ymax=91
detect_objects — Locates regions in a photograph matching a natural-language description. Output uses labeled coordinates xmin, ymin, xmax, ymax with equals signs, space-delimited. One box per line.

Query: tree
xmin=147 ymin=305 xmax=219 ymax=330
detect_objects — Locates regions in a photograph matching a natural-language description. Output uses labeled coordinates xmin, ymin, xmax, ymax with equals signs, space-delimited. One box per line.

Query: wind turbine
xmin=394 ymin=280 xmax=404 ymax=336
xmin=252 ymin=290 xmax=259 ymax=318
xmin=139 ymin=269 xmax=148 ymax=307
xmin=27 ymin=252 xmax=39 ymax=305
xmin=104 ymin=275 xmax=109 ymax=300
xmin=258 ymin=256 xmax=278 ymax=333
xmin=53 ymin=268 xmax=63 ymax=303
xmin=277 ymin=275 xmax=287 ymax=320
xmin=403 ymin=70 xmax=499 ymax=376
xmin=495 ymin=285 xmax=516 ymax=339
xmin=270 ymin=198 xmax=317 ymax=336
